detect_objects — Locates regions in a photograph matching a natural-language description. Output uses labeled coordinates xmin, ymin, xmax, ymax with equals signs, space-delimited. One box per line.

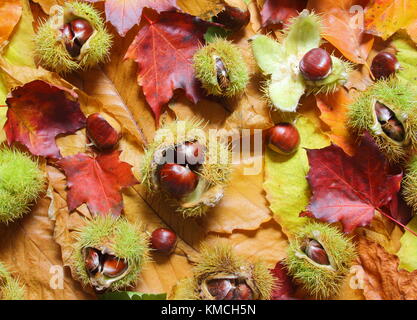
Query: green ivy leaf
xmin=98 ymin=291 xmax=167 ymax=300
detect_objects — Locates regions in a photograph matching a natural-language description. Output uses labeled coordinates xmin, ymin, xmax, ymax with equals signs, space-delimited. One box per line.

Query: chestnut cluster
xmin=206 ymin=278 xmax=253 ymax=300
xmin=61 ymin=19 xmax=94 ymax=58
xmin=158 ymin=141 xmax=205 ymax=199
xmin=84 ymin=247 xmax=128 ymax=280
xmin=266 ymin=122 xmax=300 ymax=155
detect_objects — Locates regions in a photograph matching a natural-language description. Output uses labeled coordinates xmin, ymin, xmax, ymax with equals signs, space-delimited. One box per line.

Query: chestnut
xmin=86 ymin=113 xmax=121 ymax=150
xmin=234 ymin=283 xmax=253 ymax=300
xmin=371 ymin=52 xmax=400 ymax=80
xmin=374 ymin=101 xmax=405 ymax=142
xmin=60 ymin=19 xmax=94 ymax=58
xmin=85 ymin=247 xmax=101 ymax=275
xmin=207 ymin=279 xmax=234 ymax=300
xmin=266 ymin=123 xmax=300 ymax=155
xmin=299 ymin=48 xmax=332 ymax=81
xmin=302 ymin=239 xmax=330 ymax=265
xmin=102 ymin=255 xmax=128 ymax=278
xmin=159 ymin=163 xmax=198 ymax=199
xmin=175 ymin=141 xmax=205 ymax=167
xmin=212 ymin=5 xmax=250 ymax=31
xmin=150 ymin=228 xmax=177 ymax=254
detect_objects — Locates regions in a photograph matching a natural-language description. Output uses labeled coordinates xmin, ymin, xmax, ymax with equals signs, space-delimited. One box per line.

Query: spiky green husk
xmin=0 ymin=262 xmax=25 ymax=300
xmin=193 ymin=38 xmax=249 ymax=97
xmin=72 ymin=216 xmax=149 ymax=291
xmin=35 ymin=1 xmax=112 ymax=74
xmin=172 ymin=243 xmax=274 ymax=300
xmin=0 ymin=148 xmax=45 ymax=224
xmin=348 ymin=79 xmax=417 ymax=162
xmin=403 ymin=156 xmax=417 ymax=212
xmin=286 ymin=222 xmax=356 ymax=299
xmin=141 ymin=119 xmax=232 ymax=218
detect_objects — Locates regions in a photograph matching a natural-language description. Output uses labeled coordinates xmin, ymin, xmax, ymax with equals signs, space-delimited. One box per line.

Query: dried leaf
xmin=260 ymin=0 xmax=307 ymax=28
xmin=270 ymin=261 xmax=297 ymax=300
xmin=0 ymin=0 xmax=22 ymax=44
xmin=398 ymin=217 xmax=417 ymax=272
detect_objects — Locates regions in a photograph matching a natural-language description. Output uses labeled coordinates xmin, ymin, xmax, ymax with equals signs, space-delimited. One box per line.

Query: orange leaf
xmin=315 ymin=88 xmax=356 ymax=156
xmin=308 ymin=0 xmax=374 ymax=64
xmin=364 ymin=0 xmax=417 ymax=40
xmin=0 ymin=0 xmax=22 ymax=44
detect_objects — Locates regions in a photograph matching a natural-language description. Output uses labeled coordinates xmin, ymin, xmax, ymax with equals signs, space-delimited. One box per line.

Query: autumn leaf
xmin=4 ymin=80 xmax=86 ymax=158
xmin=0 ymin=0 xmax=22 ymax=44
xmin=125 ymin=11 xmax=215 ymax=124
xmin=57 ymin=151 xmax=138 ymax=217
xmin=270 ymin=261 xmax=297 ymax=300
xmin=358 ymin=237 xmax=417 ymax=300
xmin=307 ymin=0 xmax=374 ymax=64
xmin=391 ymin=37 xmax=417 ymax=86
xmin=304 ymin=133 xmax=402 ymax=233
xmin=260 ymin=0 xmax=307 ymax=28
xmin=86 ymin=0 xmax=178 ymax=36
xmin=364 ymin=0 xmax=417 ymax=40
xmin=398 ymin=217 xmax=417 ymax=272
xmin=315 ymin=88 xmax=356 ymax=156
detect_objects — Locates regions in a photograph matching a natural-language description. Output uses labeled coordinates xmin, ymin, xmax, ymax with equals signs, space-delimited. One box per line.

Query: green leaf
xmin=264 ymin=116 xmax=330 ymax=237
xmin=250 ymin=35 xmax=286 ymax=75
xmin=268 ymin=73 xmax=305 ymax=112
xmin=283 ymin=10 xmax=321 ymax=57
xmin=98 ymin=291 xmax=167 ymax=300
xmin=204 ymin=26 xmax=231 ymax=43
xmin=391 ymin=37 xmax=417 ymax=86
xmin=398 ymin=216 xmax=417 ymax=272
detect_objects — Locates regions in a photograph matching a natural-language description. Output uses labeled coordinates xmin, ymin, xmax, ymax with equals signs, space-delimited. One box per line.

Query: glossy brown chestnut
xmin=61 ymin=23 xmax=81 ymax=58
xmin=303 ymin=239 xmax=330 ymax=265
xmin=266 ymin=123 xmax=300 ymax=155
xmin=60 ymin=19 xmax=94 ymax=58
xmin=175 ymin=141 xmax=205 ymax=167
xmin=215 ymin=56 xmax=230 ymax=91
xmin=299 ymin=48 xmax=332 ymax=81
xmin=85 ymin=247 xmax=101 ymax=274
xmin=150 ymin=228 xmax=177 ymax=254
xmin=86 ymin=113 xmax=121 ymax=150
xmin=102 ymin=255 xmax=128 ymax=278
xmin=212 ymin=5 xmax=250 ymax=31
xmin=234 ymin=283 xmax=253 ymax=300
xmin=374 ymin=101 xmax=405 ymax=142
xmin=371 ymin=52 xmax=400 ymax=80
xmin=159 ymin=163 xmax=198 ymax=199
xmin=207 ymin=279 xmax=233 ymax=300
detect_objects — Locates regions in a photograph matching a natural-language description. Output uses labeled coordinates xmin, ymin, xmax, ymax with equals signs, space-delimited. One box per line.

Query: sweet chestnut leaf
xmin=57 ymin=151 xmax=138 ymax=217
xmin=304 ymin=133 xmax=403 ymax=233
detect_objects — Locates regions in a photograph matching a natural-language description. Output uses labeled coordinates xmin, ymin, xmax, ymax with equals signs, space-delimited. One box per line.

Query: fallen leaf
xmin=407 ymin=19 xmax=417 ymax=44
xmin=86 ymin=0 xmax=178 ymax=36
xmin=125 ymin=10 xmax=215 ymax=124
xmin=304 ymin=133 xmax=403 ymax=233
xmin=0 ymin=0 xmax=22 ymax=44
xmin=308 ymin=0 xmax=374 ymax=64
xmin=397 ymin=217 xmax=417 ymax=272
xmin=4 ymin=80 xmax=86 ymax=158
xmin=358 ymin=237 xmax=417 ymax=300
xmin=391 ymin=37 xmax=417 ymax=86
xmin=260 ymin=0 xmax=307 ymax=28
xmin=364 ymin=0 xmax=417 ymax=40
xmin=57 ymin=151 xmax=138 ymax=217
xmin=264 ymin=116 xmax=330 ymax=237
xmin=270 ymin=261 xmax=297 ymax=300
xmin=315 ymin=88 xmax=357 ymax=156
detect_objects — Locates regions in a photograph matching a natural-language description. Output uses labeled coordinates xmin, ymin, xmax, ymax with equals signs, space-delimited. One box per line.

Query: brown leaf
xmin=358 ymin=237 xmax=417 ymax=300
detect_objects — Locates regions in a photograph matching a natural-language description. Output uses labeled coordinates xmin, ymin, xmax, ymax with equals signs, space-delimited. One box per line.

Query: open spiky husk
xmin=141 ymin=119 xmax=232 ymax=218
xmin=35 ymin=1 xmax=112 ymax=74
xmin=403 ymin=156 xmax=417 ymax=212
xmin=193 ymin=38 xmax=249 ymax=97
xmin=286 ymin=222 xmax=356 ymax=299
xmin=0 ymin=262 xmax=25 ymax=300
xmin=72 ymin=216 xmax=149 ymax=292
xmin=348 ymin=79 xmax=417 ymax=162
xmin=171 ymin=243 xmax=274 ymax=300
xmin=0 ymin=148 xmax=45 ymax=224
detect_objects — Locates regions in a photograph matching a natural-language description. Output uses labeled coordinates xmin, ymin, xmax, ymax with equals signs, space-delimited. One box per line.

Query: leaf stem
xmin=377 ymin=208 xmax=417 ymax=238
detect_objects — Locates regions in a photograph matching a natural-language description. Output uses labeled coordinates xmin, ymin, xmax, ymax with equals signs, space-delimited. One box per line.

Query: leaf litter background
xmin=0 ymin=0 xmax=417 ymax=300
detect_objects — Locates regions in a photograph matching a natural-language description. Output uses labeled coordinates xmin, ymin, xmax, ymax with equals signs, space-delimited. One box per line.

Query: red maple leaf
xmin=303 ymin=133 xmax=402 ymax=233
xmin=125 ymin=10 xmax=215 ymax=124
xmin=57 ymin=151 xmax=138 ymax=217
xmin=4 ymin=80 xmax=86 ymax=159
xmin=86 ymin=0 xmax=178 ymax=36
xmin=270 ymin=261 xmax=297 ymax=300
xmin=260 ymin=0 xmax=307 ymax=28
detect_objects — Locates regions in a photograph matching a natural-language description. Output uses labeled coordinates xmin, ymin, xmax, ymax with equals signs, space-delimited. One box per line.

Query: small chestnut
xmin=85 ymin=247 xmax=101 ymax=275
xmin=60 ymin=19 xmax=94 ymax=58
xmin=371 ymin=52 xmax=400 ymax=80
xmin=86 ymin=113 xmax=121 ymax=150
xmin=266 ymin=123 xmax=300 ymax=155
xmin=303 ymin=239 xmax=330 ymax=265
xmin=215 ymin=56 xmax=230 ymax=92
xmin=212 ymin=5 xmax=250 ymax=31
xmin=207 ymin=279 xmax=233 ymax=300
xmin=175 ymin=141 xmax=205 ymax=167
xmin=150 ymin=228 xmax=177 ymax=254
xmin=159 ymin=163 xmax=199 ymax=199
xmin=102 ymin=255 xmax=128 ymax=278
xmin=299 ymin=48 xmax=332 ymax=81
xmin=374 ymin=101 xmax=405 ymax=142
